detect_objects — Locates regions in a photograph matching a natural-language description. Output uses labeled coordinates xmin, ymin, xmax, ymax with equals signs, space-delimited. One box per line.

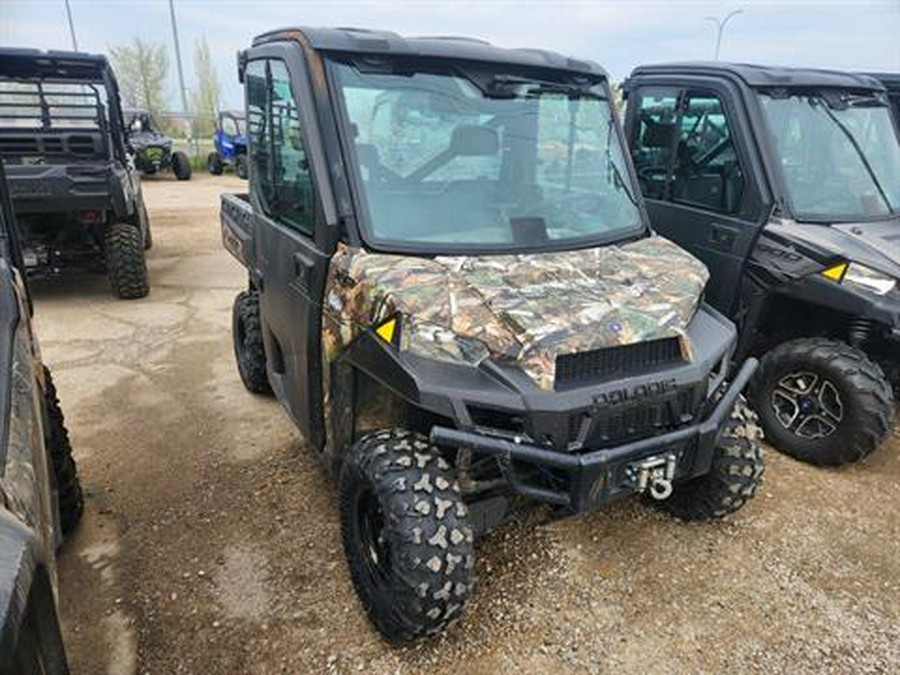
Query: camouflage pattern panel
xmin=0 ymin=283 xmax=55 ymax=566
xmin=322 ymin=235 xmax=708 ymax=391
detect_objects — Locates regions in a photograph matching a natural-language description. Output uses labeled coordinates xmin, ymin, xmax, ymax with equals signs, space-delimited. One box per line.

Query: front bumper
xmin=431 ymin=358 xmax=758 ymax=513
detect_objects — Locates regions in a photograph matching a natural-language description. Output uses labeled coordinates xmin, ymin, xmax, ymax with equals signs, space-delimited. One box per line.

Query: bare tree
xmin=109 ymin=39 xmax=169 ymax=116
xmin=192 ymin=37 xmax=220 ymax=137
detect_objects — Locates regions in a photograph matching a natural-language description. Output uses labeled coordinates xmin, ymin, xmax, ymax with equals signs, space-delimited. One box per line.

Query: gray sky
xmin=2 ymin=0 xmax=898 ymax=110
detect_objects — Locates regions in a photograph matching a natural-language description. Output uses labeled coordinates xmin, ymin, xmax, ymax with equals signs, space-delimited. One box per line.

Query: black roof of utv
xmin=630 ymin=62 xmax=886 ymax=91
xmin=0 ymin=48 xmax=110 ymax=82
xmin=253 ymin=26 xmax=607 ymax=77
xmin=864 ymin=72 xmax=900 ymax=93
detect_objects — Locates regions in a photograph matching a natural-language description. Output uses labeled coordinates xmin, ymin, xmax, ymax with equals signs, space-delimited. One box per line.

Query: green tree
xmin=192 ymin=37 xmax=220 ymax=137
xmin=109 ymin=39 xmax=169 ymax=116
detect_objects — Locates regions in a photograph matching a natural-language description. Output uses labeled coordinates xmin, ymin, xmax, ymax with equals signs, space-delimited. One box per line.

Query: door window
xmin=672 ymin=94 xmax=744 ymax=214
xmin=632 ymin=89 xmax=679 ymax=200
xmin=633 ymin=88 xmax=745 ymax=214
xmin=246 ymin=59 xmax=316 ymax=235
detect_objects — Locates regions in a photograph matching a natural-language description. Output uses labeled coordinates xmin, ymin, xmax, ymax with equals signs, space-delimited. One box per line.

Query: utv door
xmin=624 ymin=80 xmax=769 ymax=315
xmin=244 ymin=53 xmax=332 ymax=449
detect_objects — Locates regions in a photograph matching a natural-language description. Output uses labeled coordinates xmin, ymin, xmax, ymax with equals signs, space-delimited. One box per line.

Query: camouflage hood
xmin=323 ymin=236 xmax=708 ymax=390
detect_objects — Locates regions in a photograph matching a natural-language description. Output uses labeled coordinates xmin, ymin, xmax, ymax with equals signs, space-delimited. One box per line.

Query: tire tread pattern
xmin=105 ymin=223 xmax=150 ymax=299
xmin=232 ymin=291 xmax=272 ymax=395
xmin=658 ymin=399 xmax=764 ymax=521
xmin=43 ymin=366 xmax=83 ymax=537
xmin=340 ymin=429 xmax=474 ymax=642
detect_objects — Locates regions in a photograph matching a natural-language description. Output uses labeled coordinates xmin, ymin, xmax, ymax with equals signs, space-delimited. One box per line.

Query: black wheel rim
xmin=355 ymin=483 xmax=391 ymax=590
xmin=771 ymin=370 xmax=844 ymax=439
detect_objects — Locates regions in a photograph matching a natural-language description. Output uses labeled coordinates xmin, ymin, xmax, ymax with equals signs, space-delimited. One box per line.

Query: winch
xmin=629 ymin=453 xmax=678 ymax=500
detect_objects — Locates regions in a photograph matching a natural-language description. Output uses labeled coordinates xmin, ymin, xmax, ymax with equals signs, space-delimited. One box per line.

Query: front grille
xmin=555 ymin=337 xmax=684 ymax=389
xmin=583 ymin=387 xmax=697 ymax=448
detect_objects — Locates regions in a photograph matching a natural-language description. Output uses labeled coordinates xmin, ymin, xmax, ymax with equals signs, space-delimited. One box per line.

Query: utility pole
xmin=64 ymin=0 xmax=78 ymax=51
xmin=168 ymin=0 xmax=189 ymax=115
xmin=706 ymin=9 xmax=744 ymax=60
xmin=167 ymin=0 xmax=196 ymax=153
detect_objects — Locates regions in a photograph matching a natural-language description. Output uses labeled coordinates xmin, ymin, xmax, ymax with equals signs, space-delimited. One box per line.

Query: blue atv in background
xmin=208 ymin=111 xmax=248 ymax=179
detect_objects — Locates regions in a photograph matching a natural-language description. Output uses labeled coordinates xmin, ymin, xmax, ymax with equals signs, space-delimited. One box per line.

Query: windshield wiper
xmin=604 ymin=114 xmax=639 ymax=208
xmin=524 ymin=84 xmax=604 ymax=100
xmin=820 ymin=103 xmax=894 ymax=213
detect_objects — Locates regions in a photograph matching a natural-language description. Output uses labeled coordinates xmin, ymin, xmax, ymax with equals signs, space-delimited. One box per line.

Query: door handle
xmin=708 ymin=223 xmax=738 ymax=251
xmin=292 ymin=250 xmax=314 ymax=287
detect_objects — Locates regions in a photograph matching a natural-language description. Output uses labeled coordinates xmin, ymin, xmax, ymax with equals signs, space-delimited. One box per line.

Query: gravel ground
xmin=31 ymin=175 xmax=900 ymax=674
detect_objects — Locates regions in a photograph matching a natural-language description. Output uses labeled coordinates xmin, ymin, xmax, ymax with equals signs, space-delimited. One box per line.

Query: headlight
xmin=406 ymin=322 xmax=491 ymax=365
xmin=843 ymin=263 xmax=897 ymax=296
xmin=373 ymin=314 xmax=490 ymax=365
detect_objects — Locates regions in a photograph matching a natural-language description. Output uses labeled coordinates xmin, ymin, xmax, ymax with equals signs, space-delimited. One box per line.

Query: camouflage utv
xmin=222 ymin=27 xmax=765 ymax=641
xmin=0 ymin=159 xmax=82 ymax=671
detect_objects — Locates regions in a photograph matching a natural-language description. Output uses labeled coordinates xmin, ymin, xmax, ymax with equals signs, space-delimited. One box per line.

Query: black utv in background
xmin=0 ymin=159 xmax=83 ymax=673
xmin=223 ymin=27 xmax=764 ymax=641
xmin=624 ymin=63 xmax=899 ymax=466
xmin=865 ymin=73 xmax=900 ymax=122
xmin=125 ymin=110 xmax=192 ymax=181
xmin=0 ymin=49 xmax=151 ymax=299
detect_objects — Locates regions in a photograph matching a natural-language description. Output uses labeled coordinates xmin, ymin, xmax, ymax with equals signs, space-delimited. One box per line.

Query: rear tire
xmin=208 ymin=152 xmax=223 ymax=175
xmin=752 ymin=338 xmax=893 ymax=465
xmin=43 ymin=366 xmax=83 ymax=538
xmin=105 ymin=223 xmax=149 ymax=299
xmin=232 ymin=290 xmax=271 ymax=395
xmin=340 ymin=430 xmax=474 ymax=641
xmin=235 ymin=154 xmax=248 ymax=180
xmin=172 ymin=151 xmax=192 ymax=180
xmin=656 ymin=398 xmax=764 ymax=521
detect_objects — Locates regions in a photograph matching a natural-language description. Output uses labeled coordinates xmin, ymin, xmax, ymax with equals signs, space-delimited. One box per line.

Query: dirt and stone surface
xmin=31 ymin=175 xmax=899 ymax=673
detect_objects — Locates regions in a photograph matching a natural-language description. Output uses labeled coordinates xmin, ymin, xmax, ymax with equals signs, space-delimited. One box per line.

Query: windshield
xmin=128 ymin=113 xmax=155 ymax=134
xmin=222 ymin=114 xmax=244 ymax=136
xmin=332 ymin=61 xmax=643 ymax=252
xmin=759 ymin=90 xmax=900 ymax=221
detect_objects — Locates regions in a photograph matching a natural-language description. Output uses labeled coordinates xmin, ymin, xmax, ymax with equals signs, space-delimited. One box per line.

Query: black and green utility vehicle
xmin=0 ymin=49 xmax=151 ymax=299
xmin=624 ymin=63 xmax=899 ymax=466
xmin=0 ymin=158 xmax=83 ymax=673
xmin=222 ymin=28 xmax=764 ymax=641
xmin=126 ymin=110 xmax=192 ymax=181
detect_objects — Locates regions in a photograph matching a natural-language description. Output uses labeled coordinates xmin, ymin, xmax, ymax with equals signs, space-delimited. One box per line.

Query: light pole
xmin=706 ymin=9 xmax=744 ymax=60
xmin=63 ymin=0 xmax=78 ymax=51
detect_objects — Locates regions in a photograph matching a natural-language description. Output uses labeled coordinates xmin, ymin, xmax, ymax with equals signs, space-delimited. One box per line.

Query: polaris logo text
xmin=592 ymin=379 xmax=678 ymax=408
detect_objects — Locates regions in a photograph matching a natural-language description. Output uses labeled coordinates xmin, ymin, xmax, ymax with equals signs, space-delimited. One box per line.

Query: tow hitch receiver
xmin=628 ymin=453 xmax=678 ymax=500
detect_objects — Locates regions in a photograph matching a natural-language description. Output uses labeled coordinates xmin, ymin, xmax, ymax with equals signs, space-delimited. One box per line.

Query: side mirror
xmin=450 ymin=125 xmax=499 ymax=157
xmin=237 ymin=50 xmax=247 ymax=84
